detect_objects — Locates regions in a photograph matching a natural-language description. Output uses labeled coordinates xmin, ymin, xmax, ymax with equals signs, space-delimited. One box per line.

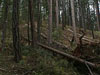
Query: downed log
xmin=21 ymin=32 xmax=70 ymax=50
xmin=37 ymin=42 xmax=100 ymax=68
xmin=0 ymin=68 xmax=6 ymax=72
xmin=67 ymin=29 xmax=92 ymax=39
xmin=85 ymin=62 xmax=94 ymax=75
xmin=40 ymin=33 xmax=70 ymax=50
xmin=34 ymin=28 xmax=70 ymax=49
xmin=67 ymin=29 xmax=98 ymax=43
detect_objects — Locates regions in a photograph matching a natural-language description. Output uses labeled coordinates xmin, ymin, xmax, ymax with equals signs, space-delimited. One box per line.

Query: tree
xmin=78 ymin=0 xmax=82 ymax=28
xmin=37 ymin=0 xmax=42 ymax=42
xmin=95 ymin=0 xmax=100 ymax=30
xmin=27 ymin=5 xmax=30 ymax=45
xmin=62 ymin=0 xmax=66 ymax=30
xmin=12 ymin=0 xmax=22 ymax=62
xmin=70 ymin=0 xmax=78 ymax=43
xmin=1 ymin=0 xmax=9 ymax=50
xmin=55 ymin=0 xmax=59 ymax=28
xmin=48 ymin=0 xmax=52 ymax=44
xmin=28 ymin=0 xmax=36 ymax=46
xmin=68 ymin=0 xmax=72 ymax=26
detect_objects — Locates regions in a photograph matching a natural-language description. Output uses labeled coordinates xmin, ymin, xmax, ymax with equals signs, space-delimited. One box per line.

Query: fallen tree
xmin=0 ymin=68 xmax=6 ymax=72
xmin=37 ymin=42 xmax=100 ymax=68
xmin=20 ymin=35 xmax=100 ymax=68
xmin=21 ymin=32 xmax=70 ymax=50
xmin=41 ymin=27 xmax=98 ymax=43
xmin=67 ymin=29 xmax=99 ymax=43
xmin=40 ymin=33 xmax=70 ymax=50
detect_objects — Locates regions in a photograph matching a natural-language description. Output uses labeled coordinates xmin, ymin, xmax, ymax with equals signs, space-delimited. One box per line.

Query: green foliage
xmin=21 ymin=45 xmax=32 ymax=56
xmin=52 ymin=27 xmax=63 ymax=40
xmin=19 ymin=60 xmax=25 ymax=65
xmin=95 ymin=31 xmax=100 ymax=37
xmin=32 ymin=47 xmax=79 ymax=75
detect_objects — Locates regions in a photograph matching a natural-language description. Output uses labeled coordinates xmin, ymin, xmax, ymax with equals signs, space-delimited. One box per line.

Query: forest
xmin=0 ymin=0 xmax=100 ymax=75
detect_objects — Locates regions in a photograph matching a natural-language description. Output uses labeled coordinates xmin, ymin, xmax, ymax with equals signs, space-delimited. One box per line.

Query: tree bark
xmin=70 ymin=0 xmax=78 ymax=43
xmin=62 ymin=0 xmax=66 ymax=30
xmin=48 ymin=0 xmax=52 ymax=44
xmin=12 ymin=0 xmax=22 ymax=62
xmin=1 ymin=0 xmax=8 ymax=50
xmin=37 ymin=0 xmax=42 ymax=42
xmin=95 ymin=0 xmax=100 ymax=30
xmin=55 ymin=0 xmax=59 ymax=28
xmin=28 ymin=0 xmax=36 ymax=46
xmin=68 ymin=0 xmax=72 ymax=26
xmin=27 ymin=10 xmax=30 ymax=45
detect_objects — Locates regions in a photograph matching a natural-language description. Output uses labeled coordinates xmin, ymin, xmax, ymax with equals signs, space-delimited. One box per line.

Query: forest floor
xmin=0 ymin=45 xmax=85 ymax=75
xmin=0 ymin=44 xmax=100 ymax=75
xmin=0 ymin=23 xmax=100 ymax=75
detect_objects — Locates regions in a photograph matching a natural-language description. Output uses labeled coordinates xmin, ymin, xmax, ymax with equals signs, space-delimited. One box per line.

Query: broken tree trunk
xmin=67 ymin=29 xmax=99 ymax=43
xmin=37 ymin=42 xmax=100 ymax=68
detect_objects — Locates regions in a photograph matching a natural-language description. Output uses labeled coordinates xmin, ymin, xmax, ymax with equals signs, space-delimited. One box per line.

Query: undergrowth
xmin=0 ymin=45 xmax=81 ymax=75
xmin=52 ymin=27 xmax=63 ymax=41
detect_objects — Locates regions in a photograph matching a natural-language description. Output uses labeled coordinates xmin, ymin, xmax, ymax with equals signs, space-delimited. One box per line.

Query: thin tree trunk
xmin=62 ymin=0 xmax=66 ymax=30
xmin=28 ymin=0 xmax=36 ymax=46
xmin=58 ymin=0 xmax=61 ymax=24
xmin=78 ymin=0 xmax=81 ymax=28
xmin=37 ymin=0 xmax=41 ymax=42
xmin=52 ymin=0 xmax=56 ymax=30
xmin=95 ymin=0 xmax=100 ymax=30
xmin=68 ymin=0 xmax=72 ymax=26
xmin=70 ymin=0 xmax=78 ymax=43
xmin=12 ymin=0 xmax=22 ymax=62
xmin=27 ymin=11 xmax=30 ymax=45
xmin=1 ymin=0 xmax=8 ymax=50
xmin=55 ymin=0 xmax=59 ymax=28
xmin=48 ymin=0 xmax=52 ymax=44
xmin=86 ymin=3 xmax=90 ymax=29
xmin=82 ymin=5 xmax=86 ymax=31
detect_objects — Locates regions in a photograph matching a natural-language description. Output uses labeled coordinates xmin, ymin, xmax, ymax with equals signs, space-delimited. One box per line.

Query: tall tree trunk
xmin=86 ymin=2 xmax=90 ymax=29
xmin=78 ymin=0 xmax=81 ymax=28
xmin=52 ymin=0 xmax=56 ymax=30
xmin=95 ymin=0 xmax=100 ymax=30
xmin=37 ymin=0 xmax=42 ymax=42
xmin=70 ymin=0 xmax=78 ymax=43
xmin=27 ymin=11 xmax=30 ymax=45
xmin=1 ymin=0 xmax=8 ymax=50
xmin=28 ymin=0 xmax=36 ymax=46
xmin=12 ymin=0 xmax=22 ymax=62
xmin=58 ymin=0 xmax=61 ymax=24
xmin=68 ymin=0 xmax=72 ymax=26
xmin=62 ymin=0 xmax=66 ymax=30
xmin=55 ymin=0 xmax=59 ymax=28
xmin=48 ymin=0 xmax=52 ymax=44
xmin=81 ymin=4 xmax=86 ymax=31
